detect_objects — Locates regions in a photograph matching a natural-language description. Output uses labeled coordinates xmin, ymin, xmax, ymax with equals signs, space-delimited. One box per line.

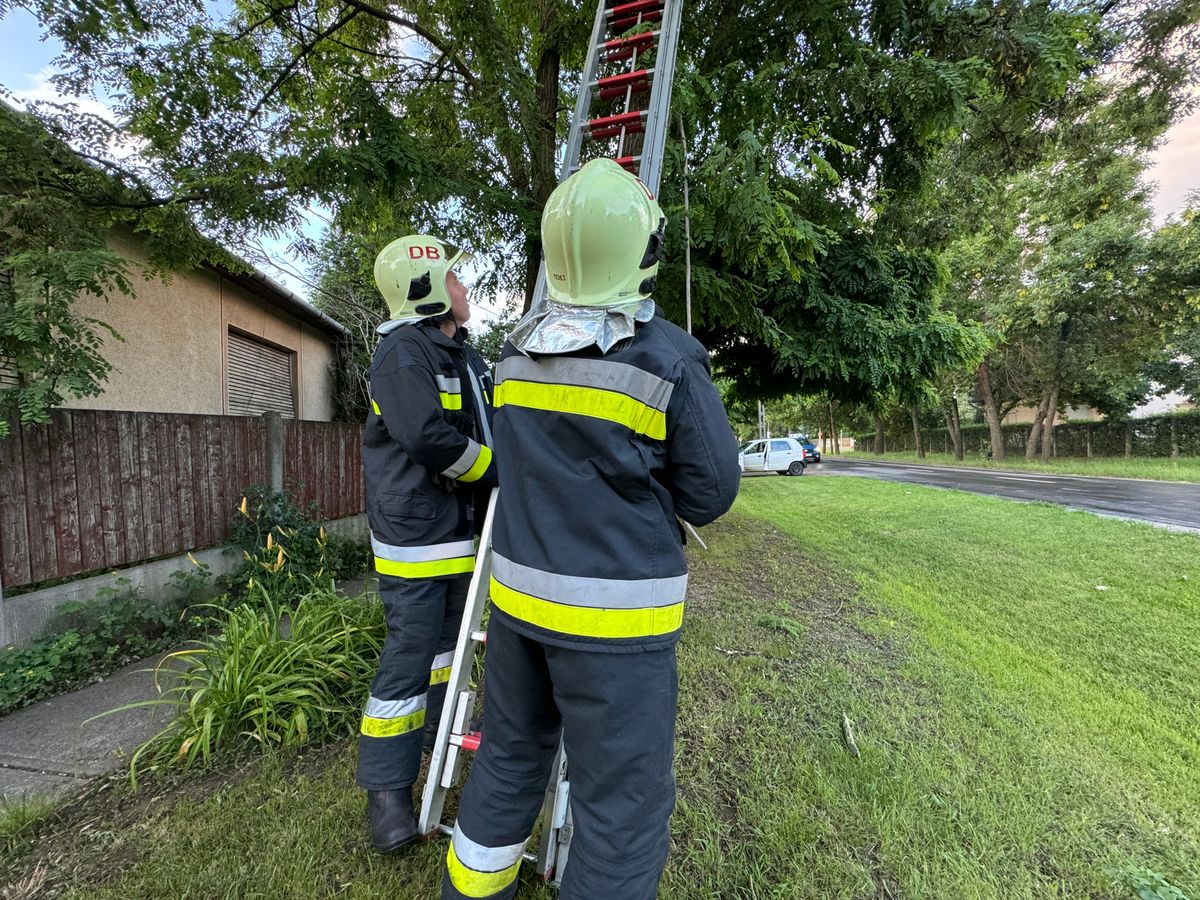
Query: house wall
xmin=63 ymin=234 xmax=336 ymax=420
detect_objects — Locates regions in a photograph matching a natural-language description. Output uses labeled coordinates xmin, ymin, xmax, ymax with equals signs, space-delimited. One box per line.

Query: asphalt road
xmin=811 ymin=457 xmax=1200 ymax=532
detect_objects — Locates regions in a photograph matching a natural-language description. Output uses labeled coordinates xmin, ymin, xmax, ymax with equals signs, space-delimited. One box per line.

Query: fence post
xmin=264 ymin=412 xmax=285 ymax=493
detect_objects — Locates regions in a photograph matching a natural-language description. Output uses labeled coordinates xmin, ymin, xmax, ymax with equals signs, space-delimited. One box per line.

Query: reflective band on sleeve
xmin=436 ymin=375 xmax=463 ymax=393
xmin=490 ymin=576 xmax=684 ymax=640
xmin=494 ymin=381 xmax=666 ymax=440
xmin=446 ymin=824 xmax=525 ymax=898
xmin=440 ymin=392 xmax=463 ymax=410
xmin=458 ymin=445 xmax=492 ymax=483
xmin=361 ymin=693 xmax=427 ymax=738
xmin=371 ymin=399 xmax=382 ymax=416
xmin=441 ymin=440 xmax=483 ymax=479
xmin=371 ymin=535 xmax=476 ymax=579
xmin=429 ymin=650 xmax=454 ymax=686
xmin=492 ymin=553 xmax=686 ymax=610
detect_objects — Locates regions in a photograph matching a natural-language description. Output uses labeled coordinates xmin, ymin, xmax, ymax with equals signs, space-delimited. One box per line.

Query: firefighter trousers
xmin=356 ymin=574 xmax=468 ymax=791
xmin=442 ymin=614 xmax=678 ymax=900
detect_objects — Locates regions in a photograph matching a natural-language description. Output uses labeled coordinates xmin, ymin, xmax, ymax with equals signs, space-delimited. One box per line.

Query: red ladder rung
xmin=588 ymin=110 xmax=645 ymax=131
xmin=610 ymin=10 xmax=662 ymax=32
xmin=459 ymin=732 xmax=481 ymax=752
xmin=603 ymin=31 xmax=657 ymax=51
xmin=590 ymin=123 xmax=646 ymax=140
xmin=595 ymin=69 xmax=652 ymax=90
xmin=615 ymin=155 xmax=641 ymax=172
xmin=606 ymin=0 xmax=662 ymax=19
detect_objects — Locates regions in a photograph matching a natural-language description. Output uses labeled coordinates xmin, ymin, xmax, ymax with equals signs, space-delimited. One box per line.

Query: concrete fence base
xmin=1 ymin=513 xmax=368 ymax=649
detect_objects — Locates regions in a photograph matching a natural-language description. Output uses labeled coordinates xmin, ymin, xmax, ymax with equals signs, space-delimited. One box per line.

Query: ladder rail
xmin=637 ymin=0 xmax=683 ymax=195
xmin=418 ymin=486 xmax=500 ymax=835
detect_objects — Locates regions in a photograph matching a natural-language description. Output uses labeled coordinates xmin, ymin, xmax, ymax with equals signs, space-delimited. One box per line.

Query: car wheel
xmin=787 ymin=461 xmax=805 ymax=476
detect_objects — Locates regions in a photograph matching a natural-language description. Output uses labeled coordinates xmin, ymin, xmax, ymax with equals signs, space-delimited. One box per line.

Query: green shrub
xmin=0 ymin=568 xmax=209 ymax=716
xmin=126 ymin=582 xmax=384 ymax=783
xmin=225 ymin=486 xmax=371 ymax=599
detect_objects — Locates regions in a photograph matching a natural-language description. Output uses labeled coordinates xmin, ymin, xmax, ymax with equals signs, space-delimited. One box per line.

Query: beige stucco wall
xmin=64 ymin=234 xmax=337 ymax=420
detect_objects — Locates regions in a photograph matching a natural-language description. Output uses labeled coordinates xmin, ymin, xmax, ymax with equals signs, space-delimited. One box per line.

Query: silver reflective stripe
xmin=436 ymin=374 xmax=462 ymax=394
xmin=365 ymin=693 xmax=426 ymax=719
xmin=372 ymin=535 xmax=477 ymax=562
xmin=430 ymin=651 xmax=454 ymax=671
xmin=495 ymin=356 xmax=673 ymax=412
xmin=492 ymin=553 xmax=687 ymax=609
xmin=440 ymin=440 xmax=483 ymax=479
xmin=452 ymin=822 xmax=527 ymax=872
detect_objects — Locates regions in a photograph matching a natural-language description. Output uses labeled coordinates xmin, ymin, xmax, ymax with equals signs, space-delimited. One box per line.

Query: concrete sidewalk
xmin=0 ymin=652 xmax=179 ymax=803
xmin=0 ymin=576 xmax=379 ymax=805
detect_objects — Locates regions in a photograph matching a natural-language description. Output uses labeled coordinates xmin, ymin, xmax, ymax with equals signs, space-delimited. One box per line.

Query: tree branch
xmin=244 ymin=9 xmax=360 ymax=122
xmin=337 ymin=0 xmax=479 ymax=88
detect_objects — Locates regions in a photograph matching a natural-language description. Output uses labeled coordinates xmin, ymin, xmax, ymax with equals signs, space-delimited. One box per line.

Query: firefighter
xmin=359 ymin=234 xmax=496 ymax=854
xmin=442 ymin=159 xmax=741 ymax=899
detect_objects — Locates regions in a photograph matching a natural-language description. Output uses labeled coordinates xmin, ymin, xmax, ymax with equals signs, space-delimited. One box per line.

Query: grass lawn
xmin=841 ymin=450 xmax=1200 ymax=483
xmin=3 ymin=478 xmax=1198 ymax=898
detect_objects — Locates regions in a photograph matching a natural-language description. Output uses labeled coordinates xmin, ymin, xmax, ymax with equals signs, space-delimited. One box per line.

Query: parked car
xmin=738 ymin=437 xmax=807 ymax=476
xmin=799 ymin=439 xmax=821 ymax=463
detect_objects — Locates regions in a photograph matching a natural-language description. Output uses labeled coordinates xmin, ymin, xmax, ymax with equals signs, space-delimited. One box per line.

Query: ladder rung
xmin=589 ymin=122 xmax=646 ymax=140
xmin=606 ymin=0 xmax=662 ymax=19
xmin=470 ymin=629 xmax=488 ymax=643
xmin=450 ymin=731 xmax=482 ymax=752
xmin=603 ymin=31 xmax=658 ymax=51
xmin=587 ymin=109 xmax=646 ymax=133
xmin=610 ymin=10 xmax=662 ymax=32
xmin=615 ymin=155 xmax=641 ymax=172
xmin=593 ymin=69 xmax=653 ymax=92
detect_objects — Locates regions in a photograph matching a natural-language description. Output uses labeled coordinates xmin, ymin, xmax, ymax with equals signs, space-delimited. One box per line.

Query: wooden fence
xmin=0 ymin=410 xmax=364 ymax=591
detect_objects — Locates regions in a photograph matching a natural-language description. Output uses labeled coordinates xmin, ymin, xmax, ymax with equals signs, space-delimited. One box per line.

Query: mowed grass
xmin=842 ymin=449 xmax=1200 ymax=483
xmin=2 ymin=479 xmax=1197 ymax=898
xmin=739 ymin=476 xmax=1200 ymax=896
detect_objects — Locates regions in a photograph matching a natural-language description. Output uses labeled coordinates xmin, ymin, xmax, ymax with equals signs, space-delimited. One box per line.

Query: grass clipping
xmin=117 ymin=582 xmax=384 ymax=784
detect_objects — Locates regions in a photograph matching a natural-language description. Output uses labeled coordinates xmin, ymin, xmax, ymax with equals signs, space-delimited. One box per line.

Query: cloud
xmin=1147 ymin=108 xmax=1200 ymax=223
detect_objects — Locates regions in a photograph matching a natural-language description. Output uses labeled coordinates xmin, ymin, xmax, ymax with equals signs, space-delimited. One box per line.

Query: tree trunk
xmin=874 ymin=414 xmax=885 ymax=455
xmin=1085 ymin=425 xmax=1092 ymax=459
xmin=942 ymin=401 xmax=964 ymax=460
xmin=1025 ymin=391 xmax=1051 ymax=461
xmin=828 ymin=401 xmax=841 ymax=455
xmin=522 ymin=18 xmax=562 ymax=312
xmin=1039 ymin=383 xmax=1059 ymax=462
xmin=1171 ymin=418 xmax=1180 ymax=459
xmin=977 ymin=360 xmax=1005 ymax=460
xmin=910 ymin=404 xmax=925 ymax=459
xmin=1125 ymin=421 xmax=1133 ymax=458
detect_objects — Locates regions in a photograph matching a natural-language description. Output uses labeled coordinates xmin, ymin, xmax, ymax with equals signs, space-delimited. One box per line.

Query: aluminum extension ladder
xmin=418 ymin=0 xmax=685 ymax=885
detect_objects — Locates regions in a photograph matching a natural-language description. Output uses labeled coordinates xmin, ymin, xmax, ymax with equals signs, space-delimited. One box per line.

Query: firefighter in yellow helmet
xmin=441 ymin=159 xmax=740 ymax=898
xmin=359 ymin=234 xmax=496 ymax=853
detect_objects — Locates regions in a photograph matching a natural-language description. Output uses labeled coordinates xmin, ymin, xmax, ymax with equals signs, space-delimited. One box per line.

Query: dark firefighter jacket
xmin=489 ymin=311 xmax=741 ymax=652
xmin=364 ymin=320 xmax=496 ymax=579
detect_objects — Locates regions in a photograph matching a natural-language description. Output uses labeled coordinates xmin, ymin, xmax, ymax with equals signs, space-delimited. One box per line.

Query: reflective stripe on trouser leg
xmin=442 ymin=615 xmax=562 ymax=900
xmin=357 ymin=575 xmax=466 ymax=790
xmin=424 ymin=578 xmax=468 ymax=743
xmin=549 ymin=639 xmax=678 ymax=900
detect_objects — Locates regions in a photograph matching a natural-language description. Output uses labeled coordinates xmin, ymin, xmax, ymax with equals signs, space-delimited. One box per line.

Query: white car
xmin=738 ymin=437 xmax=807 ymax=476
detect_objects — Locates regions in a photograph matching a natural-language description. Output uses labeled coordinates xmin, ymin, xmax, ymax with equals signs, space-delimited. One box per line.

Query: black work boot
xmin=368 ymin=788 xmax=420 ymax=854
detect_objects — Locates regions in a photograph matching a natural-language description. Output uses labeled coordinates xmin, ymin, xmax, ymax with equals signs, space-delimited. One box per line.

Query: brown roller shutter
xmin=227 ymin=330 xmax=296 ymax=417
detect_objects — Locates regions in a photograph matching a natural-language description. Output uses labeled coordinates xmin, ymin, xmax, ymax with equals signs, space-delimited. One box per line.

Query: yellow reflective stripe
xmin=429 ymin=666 xmax=451 ymax=685
xmin=440 ymin=392 xmax=463 ymax=410
xmin=458 ymin=445 xmax=492 ymax=483
xmin=490 ymin=576 xmax=684 ymax=639
xmin=446 ymin=842 xmax=521 ymax=899
xmin=360 ymin=709 xmax=425 ymax=738
xmin=374 ymin=555 xmax=475 ymax=578
xmin=494 ymin=380 xmax=666 ymax=440
xmin=371 ymin=399 xmax=382 ymax=416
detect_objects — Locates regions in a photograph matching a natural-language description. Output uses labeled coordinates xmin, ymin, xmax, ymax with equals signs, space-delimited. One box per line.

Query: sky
xmin=2 ymin=7 xmax=1198 ymax=307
